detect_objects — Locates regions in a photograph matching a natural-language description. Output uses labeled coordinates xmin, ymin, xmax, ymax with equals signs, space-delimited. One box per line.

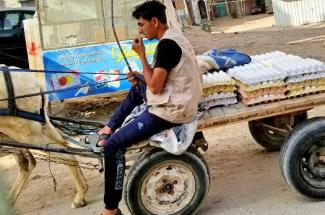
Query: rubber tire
xmin=248 ymin=112 xmax=308 ymax=151
xmin=124 ymin=148 xmax=210 ymax=215
xmin=280 ymin=117 xmax=325 ymax=199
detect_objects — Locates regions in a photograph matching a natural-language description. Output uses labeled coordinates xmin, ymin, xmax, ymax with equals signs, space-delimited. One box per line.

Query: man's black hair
xmin=132 ymin=0 xmax=167 ymax=24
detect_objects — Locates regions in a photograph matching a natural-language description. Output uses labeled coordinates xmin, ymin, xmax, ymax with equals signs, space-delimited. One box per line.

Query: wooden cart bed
xmin=198 ymin=93 xmax=325 ymax=131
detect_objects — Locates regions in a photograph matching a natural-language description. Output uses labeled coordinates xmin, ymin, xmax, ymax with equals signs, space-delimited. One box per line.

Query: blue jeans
xmin=103 ymin=84 xmax=178 ymax=209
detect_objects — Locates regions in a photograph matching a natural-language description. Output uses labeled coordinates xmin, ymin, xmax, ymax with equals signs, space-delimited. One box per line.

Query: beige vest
xmin=147 ymin=27 xmax=203 ymax=123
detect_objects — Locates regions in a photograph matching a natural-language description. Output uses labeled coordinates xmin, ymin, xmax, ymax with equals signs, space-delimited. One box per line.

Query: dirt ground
xmin=1 ymin=15 xmax=325 ymax=215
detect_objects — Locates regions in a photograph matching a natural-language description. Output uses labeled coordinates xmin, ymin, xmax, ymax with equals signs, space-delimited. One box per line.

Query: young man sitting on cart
xmin=92 ymin=1 xmax=202 ymax=214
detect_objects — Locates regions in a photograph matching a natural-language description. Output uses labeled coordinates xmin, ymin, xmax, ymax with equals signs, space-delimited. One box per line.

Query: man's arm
xmin=127 ymin=71 xmax=145 ymax=86
xmin=139 ymin=53 xmax=168 ymax=94
xmin=132 ymin=37 xmax=168 ymax=95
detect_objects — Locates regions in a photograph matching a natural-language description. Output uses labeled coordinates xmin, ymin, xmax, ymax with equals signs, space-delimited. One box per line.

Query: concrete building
xmin=272 ymin=0 xmax=325 ymax=27
xmin=192 ymin=0 xmax=211 ymax=24
xmin=265 ymin=0 xmax=272 ymax=13
xmin=19 ymin=0 xmax=35 ymax=7
xmin=173 ymin=0 xmax=211 ymax=25
xmin=0 ymin=0 xmax=21 ymax=7
xmin=0 ymin=0 xmax=34 ymax=7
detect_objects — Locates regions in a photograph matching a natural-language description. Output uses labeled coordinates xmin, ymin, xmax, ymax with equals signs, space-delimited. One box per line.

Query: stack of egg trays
xmin=280 ymin=56 xmax=325 ymax=97
xmin=228 ymin=59 xmax=287 ymax=106
xmin=200 ymin=70 xmax=238 ymax=110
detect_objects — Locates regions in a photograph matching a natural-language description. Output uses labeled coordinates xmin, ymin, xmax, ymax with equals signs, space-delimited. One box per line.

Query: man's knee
xmin=104 ymin=141 xmax=116 ymax=156
xmin=103 ymin=135 xmax=123 ymax=155
xmin=104 ymin=143 xmax=125 ymax=164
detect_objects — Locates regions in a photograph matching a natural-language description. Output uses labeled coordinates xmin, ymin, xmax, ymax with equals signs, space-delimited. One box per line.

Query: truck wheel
xmin=280 ymin=117 xmax=325 ymax=199
xmin=124 ymin=148 xmax=210 ymax=215
xmin=248 ymin=112 xmax=307 ymax=151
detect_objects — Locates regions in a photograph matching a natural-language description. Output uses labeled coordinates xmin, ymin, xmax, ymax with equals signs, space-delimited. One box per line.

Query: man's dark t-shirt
xmin=153 ymin=39 xmax=182 ymax=71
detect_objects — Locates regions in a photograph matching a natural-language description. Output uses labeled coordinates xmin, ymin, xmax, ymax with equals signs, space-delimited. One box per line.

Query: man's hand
xmin=132 ymin=37 xmax=145 ymax=57
xmin=127 ymin=71 xmax=145 ymax=86
xmin=97 ymin=126 xmax=112 ymax=147
xmin=98 ymin=126 xmax=112 ymax=136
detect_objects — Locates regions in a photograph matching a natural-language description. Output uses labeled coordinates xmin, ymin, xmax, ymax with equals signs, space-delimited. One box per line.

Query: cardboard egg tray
xmin=287 ymin=84 xmax=325 ymax=98
xmin=241 ymin=93 xmax=287 ymax=106
xmin=200 ymin=97 xmax=238 ymax=109
xmin=286 ymin=78 xmax=325 ymax=90
xmin=286 ymin=71 xmax=325 ymax=83
xmin=238 ymin=86 xmax=287 ymax=99
xmin=235 ymin=80 xmax=285 ymax=92
xmin=201 ymin=92 xmax=237 ymax=102
xmin=203 ymin=85 xmax=237 ymax=97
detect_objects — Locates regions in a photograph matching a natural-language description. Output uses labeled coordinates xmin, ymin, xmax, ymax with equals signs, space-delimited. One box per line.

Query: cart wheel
xmin=124 ymin=148 xmax=210 ymax=215
xmin=248 ymin=112 xmax=307 ymax=151
xmin=280 ymin=117 xmax=325 ymax=199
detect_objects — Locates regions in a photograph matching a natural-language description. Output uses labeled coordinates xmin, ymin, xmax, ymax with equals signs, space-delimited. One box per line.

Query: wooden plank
xmin=233 ymin=102 xmax=250 ymax=113
xmin=208 ymin=107 xmax=224 ymax=118
xmin=248 ymin=103 xmax=267 ymax=111
xmin=221 ymin=106 xmax=239 ymax=116
xmin=264 ymin=100 xmax=285 ymax=110
xmin=24 ymin=18 xmax=45 ymax=85
xmin=198 ymin=92 xmax=325 ymax=131
xmin=282 ymin=94 xmax=322 ymax=111
xmin=200 ymin=111 xmax=211 ymax=121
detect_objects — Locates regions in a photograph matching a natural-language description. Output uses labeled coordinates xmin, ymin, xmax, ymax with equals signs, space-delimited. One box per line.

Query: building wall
xmin=265 ymin=0 xmax=272 ymax=13
xmin=19 ymin=0 xmax=35 ymax=7
xmin=228 ymin=0 xmax=254 ymax=17
xmin=0 ymin=0 xmax=21 ymax=7
xmin=173 ymin=0 xmax=192 ymax=25
xmin=192 ymin=0 xmax=211 ymax=24
xmin=273 ymin=0 xmax=325 ymax=27
xmin=0 ymin=0 xmax=38 ymax=7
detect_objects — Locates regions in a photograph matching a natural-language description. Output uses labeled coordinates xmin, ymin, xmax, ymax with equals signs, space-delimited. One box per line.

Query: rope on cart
xmin=110 ymin=0 xmax=133 ymax=73
xmin=0 ymin=75 xmax=128 ymax=102
xmin=0 ymin=67 xmax=128 ymax=75
xmin=0 ymin=145 xmax=101 ymax=170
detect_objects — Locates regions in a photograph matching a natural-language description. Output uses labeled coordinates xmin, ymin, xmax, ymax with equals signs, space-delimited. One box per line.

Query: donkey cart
xmin=2 ymin=91 xmax=325 ymax=214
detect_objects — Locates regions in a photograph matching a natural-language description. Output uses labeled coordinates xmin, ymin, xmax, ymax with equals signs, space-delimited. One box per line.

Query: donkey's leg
xmin=44 ymin=125 xmax=89 ymax=208
xmin=50 ymin=152 xmax=88 ymax=208
xmin=1 ymin=119 xmax=89 ymax=208
xmin=8 ymin=150 xmax=36 ymax=204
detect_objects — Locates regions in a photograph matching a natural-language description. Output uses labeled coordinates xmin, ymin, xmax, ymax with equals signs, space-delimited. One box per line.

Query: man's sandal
xmin=84 ymin=131 xmax=110 ymax=153
xmin=116 ymin=209 xmax=123 ymax=215
xmin=100 ymin=208 xmax=124 ymax=215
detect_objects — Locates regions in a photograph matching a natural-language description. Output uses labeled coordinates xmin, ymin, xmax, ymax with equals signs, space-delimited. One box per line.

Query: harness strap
xmin=0 ymin=108 xmax=46 ymax=123
xmin=0 ymin=69 xmax=46 ymax=123
xmin=3 ymin=69 xmax=17 ymax=115
xmin=16 ymin=109 xmax=46 ymax=122
xmin=0 ymin=109 xmax=9 ymax=115
xmin=40 ymin=93 xmax=46 ymax=122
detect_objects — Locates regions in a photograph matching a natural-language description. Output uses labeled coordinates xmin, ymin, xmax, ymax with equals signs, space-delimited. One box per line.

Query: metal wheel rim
xmin=140 ymin=161 xmax=196 ymax=215
xmin=301 ymin=139 xmax=325 ymax=187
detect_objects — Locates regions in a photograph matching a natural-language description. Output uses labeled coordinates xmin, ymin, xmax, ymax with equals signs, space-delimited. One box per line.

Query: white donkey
xmin=0 ymin=68 xmax=88 ymax=208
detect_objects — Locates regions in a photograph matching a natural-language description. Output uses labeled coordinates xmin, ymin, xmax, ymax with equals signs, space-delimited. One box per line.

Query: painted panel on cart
xmin=43 ymin=39 xmax=157 ymax=101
